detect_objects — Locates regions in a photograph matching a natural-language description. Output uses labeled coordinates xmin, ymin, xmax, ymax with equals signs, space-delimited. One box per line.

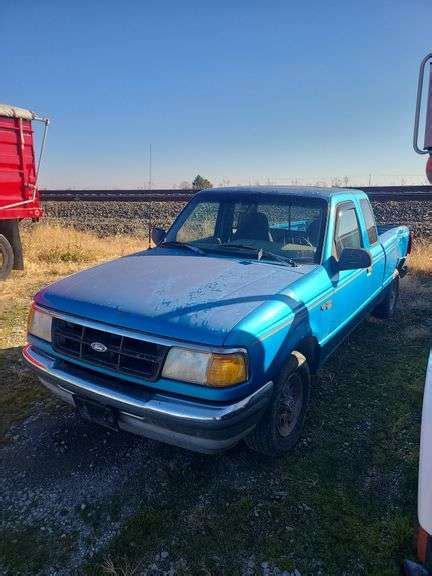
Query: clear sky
xmin=2 ymin=0 xmax=432 ymax=188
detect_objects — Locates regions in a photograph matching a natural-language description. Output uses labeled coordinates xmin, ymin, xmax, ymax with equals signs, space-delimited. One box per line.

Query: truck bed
xmin=378 ymin=224 xmax=410 ymax=281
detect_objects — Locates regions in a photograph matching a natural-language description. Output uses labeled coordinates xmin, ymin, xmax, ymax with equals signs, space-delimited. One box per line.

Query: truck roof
xmin=197 ymin=185 xmax=368 ymax=200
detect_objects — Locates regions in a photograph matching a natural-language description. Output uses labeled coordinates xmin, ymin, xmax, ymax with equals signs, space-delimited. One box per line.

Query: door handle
xmin=366 ymin=266 xmax=373 ymax=276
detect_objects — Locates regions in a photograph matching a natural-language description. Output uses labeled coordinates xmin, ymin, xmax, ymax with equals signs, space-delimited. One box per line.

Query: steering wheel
xmin=297 ymin=236 xmax=314 ymax=248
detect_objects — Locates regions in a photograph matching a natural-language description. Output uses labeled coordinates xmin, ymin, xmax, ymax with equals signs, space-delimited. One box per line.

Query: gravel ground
xmin=0 ymin=372 xmax=308 ymax=576
xmin=0 ymin=396 xmax=143 ymax=574
xmin=35 ymin=199 xmax=432 ymax=239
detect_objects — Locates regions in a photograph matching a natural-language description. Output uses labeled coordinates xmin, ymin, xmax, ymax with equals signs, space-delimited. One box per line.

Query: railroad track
xmin=40 ymin=186 xmax=432 ymax=202
xmin=40 ymin=189 xmax=196 ymax=202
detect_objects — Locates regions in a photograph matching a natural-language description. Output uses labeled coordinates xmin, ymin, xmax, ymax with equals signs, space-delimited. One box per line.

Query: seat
xmin=233 ymin=212 xmax=272 ymax=241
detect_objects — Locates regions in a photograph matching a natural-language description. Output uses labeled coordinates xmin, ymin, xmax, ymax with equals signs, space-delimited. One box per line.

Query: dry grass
xmin=409 ymin=240 xmax=432 ymax=276
xmin=24 ymin=224 xmax=145 ymax=266
xmin=101 ymin=556 xmax=143 ymax=576
xmin=0 ymin=224 xmax=145 ymax=348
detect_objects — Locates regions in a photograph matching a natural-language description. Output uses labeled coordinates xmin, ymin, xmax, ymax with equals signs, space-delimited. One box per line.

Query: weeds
xmin=409 ymin=239 xmax=432 ymax=276
xmin=22 ymin=224 xmax=145 ymax=266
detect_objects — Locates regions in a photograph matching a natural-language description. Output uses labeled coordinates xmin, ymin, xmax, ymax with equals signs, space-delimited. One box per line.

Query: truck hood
xmin=36 ymin=249 xmax=306 ymax=346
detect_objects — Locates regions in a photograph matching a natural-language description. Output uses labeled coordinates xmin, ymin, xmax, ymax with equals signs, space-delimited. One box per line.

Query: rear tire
xmin=244 ymin=352 xmax=310 ymax=456
xmin=373 ymin=276 xmax=399 ymax=319
xmin=0 ymin=234 xmax=14 ymax=281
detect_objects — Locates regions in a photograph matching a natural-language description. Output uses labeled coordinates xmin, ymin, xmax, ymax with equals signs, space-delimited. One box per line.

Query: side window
xmin=334 ymin=204 xmax=362 ymax=258
xmin=360 ymin=199 xmax=378 ymax=245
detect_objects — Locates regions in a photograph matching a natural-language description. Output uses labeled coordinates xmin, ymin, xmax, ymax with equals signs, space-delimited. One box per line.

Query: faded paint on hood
xmin=35 ymin=249 xmax=307 ymax=346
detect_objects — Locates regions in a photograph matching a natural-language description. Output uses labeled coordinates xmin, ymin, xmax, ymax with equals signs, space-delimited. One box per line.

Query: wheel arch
xmin=294 ymin=336 xmax=321 ymax=374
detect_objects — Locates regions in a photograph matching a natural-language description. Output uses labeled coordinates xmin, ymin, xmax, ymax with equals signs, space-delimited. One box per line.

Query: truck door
xmin=358 ymin=198 xmax=385 ymax=304
xmin=326 ymin=201 xmax=370 ymax=346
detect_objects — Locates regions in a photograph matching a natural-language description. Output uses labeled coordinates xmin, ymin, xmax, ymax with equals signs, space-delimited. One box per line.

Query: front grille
xmin=52 ymin=318 xmax=169 ymax=381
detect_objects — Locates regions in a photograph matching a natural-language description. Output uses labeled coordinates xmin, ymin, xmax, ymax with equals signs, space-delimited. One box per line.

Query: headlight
xmin=28 ymin=305 xmax=52 ymax=342
xmin=162 ymin=347 xmax=247 ymax=387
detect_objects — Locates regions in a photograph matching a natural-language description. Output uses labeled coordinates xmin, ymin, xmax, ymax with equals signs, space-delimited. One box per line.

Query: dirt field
xmin=0 ymin=224 xmax=431 ymax=575
xmin=40 ymin=200 xmax=184 ymax=237
xmin=37 ymin=199 xmax=432 ymax=238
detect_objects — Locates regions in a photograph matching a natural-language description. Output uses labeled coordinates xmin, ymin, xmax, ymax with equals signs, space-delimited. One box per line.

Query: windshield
xmin=165 ymin=194 xmax=327 ymax=264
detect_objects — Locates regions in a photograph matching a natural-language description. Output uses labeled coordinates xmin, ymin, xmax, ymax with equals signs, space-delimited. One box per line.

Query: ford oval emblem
xmin=90 ymin=342 xmax=107 ymax=353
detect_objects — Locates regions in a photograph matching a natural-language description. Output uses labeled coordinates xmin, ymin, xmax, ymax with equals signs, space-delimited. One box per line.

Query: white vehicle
xmin=404 ymin=350 xmax=432 ymax=576
xmin=404 ymin=50 xmax=432 ymax=576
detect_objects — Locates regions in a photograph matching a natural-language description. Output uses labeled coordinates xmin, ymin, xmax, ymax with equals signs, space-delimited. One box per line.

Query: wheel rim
xmin=277 ymin=374 xmax=304 ymax=437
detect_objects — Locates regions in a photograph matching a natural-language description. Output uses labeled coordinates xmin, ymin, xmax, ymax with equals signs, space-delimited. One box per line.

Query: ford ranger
xmin=23 ymin=187 xmax=411 ymax=455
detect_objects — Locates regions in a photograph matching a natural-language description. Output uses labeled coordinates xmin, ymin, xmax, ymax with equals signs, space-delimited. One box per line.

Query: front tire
xmin=0 ymin=234 xmax=14 ymax=281
xmin=244 ymin=352 xmax=311 ymax=456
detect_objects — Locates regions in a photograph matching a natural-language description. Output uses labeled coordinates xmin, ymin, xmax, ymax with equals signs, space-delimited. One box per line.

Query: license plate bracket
xmin=75 ymin=396 xmax=118 ymax=431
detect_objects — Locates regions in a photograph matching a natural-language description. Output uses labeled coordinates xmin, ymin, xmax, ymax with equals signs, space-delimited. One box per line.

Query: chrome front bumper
xmin=23 ymin=344 xmax=273 ymax=454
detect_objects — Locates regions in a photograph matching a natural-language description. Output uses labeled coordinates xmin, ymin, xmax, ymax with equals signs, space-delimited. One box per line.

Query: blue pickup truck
xmin=23 ymin=187 xmax=411 ymax=455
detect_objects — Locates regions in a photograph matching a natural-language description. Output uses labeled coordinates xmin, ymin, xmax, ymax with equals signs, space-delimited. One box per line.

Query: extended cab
xmin=23 ymin=187 xmax=411 ymax=455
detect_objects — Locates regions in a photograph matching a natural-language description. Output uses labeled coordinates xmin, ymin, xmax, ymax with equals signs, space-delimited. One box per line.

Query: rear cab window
xmin=359 ymin=198 xmax=378 ymax=245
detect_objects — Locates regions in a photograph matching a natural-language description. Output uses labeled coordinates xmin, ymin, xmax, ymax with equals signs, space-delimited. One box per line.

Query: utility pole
xmin=148 ymin=143 xmax=152 ymax=190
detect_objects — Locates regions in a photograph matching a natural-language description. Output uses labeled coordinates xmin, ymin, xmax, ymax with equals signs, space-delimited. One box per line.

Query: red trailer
xmin=0 ymin=103 xmax=49 ymax=280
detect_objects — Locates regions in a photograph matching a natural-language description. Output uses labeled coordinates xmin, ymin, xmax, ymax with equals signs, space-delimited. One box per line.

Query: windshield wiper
xmin=217 ymin=243 xmax=298 ymax=267
xmin=258 ymin=248 xmax=298 ymax=267
xmin=159 ymin=241 xmax=206 ymax=255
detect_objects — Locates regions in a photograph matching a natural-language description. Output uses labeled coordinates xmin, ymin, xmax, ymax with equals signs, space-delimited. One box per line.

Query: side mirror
xmin=151 ymin=227 xmax=166 ymax=245
xmin=337 ymin=248 xmax=372 ymax=271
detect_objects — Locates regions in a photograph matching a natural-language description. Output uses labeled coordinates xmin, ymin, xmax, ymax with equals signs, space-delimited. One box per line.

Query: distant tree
xmin=178 ymin=181 xmax=192 ymax=189
xmin=192 ymin=175 xmax=213 ymax=190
